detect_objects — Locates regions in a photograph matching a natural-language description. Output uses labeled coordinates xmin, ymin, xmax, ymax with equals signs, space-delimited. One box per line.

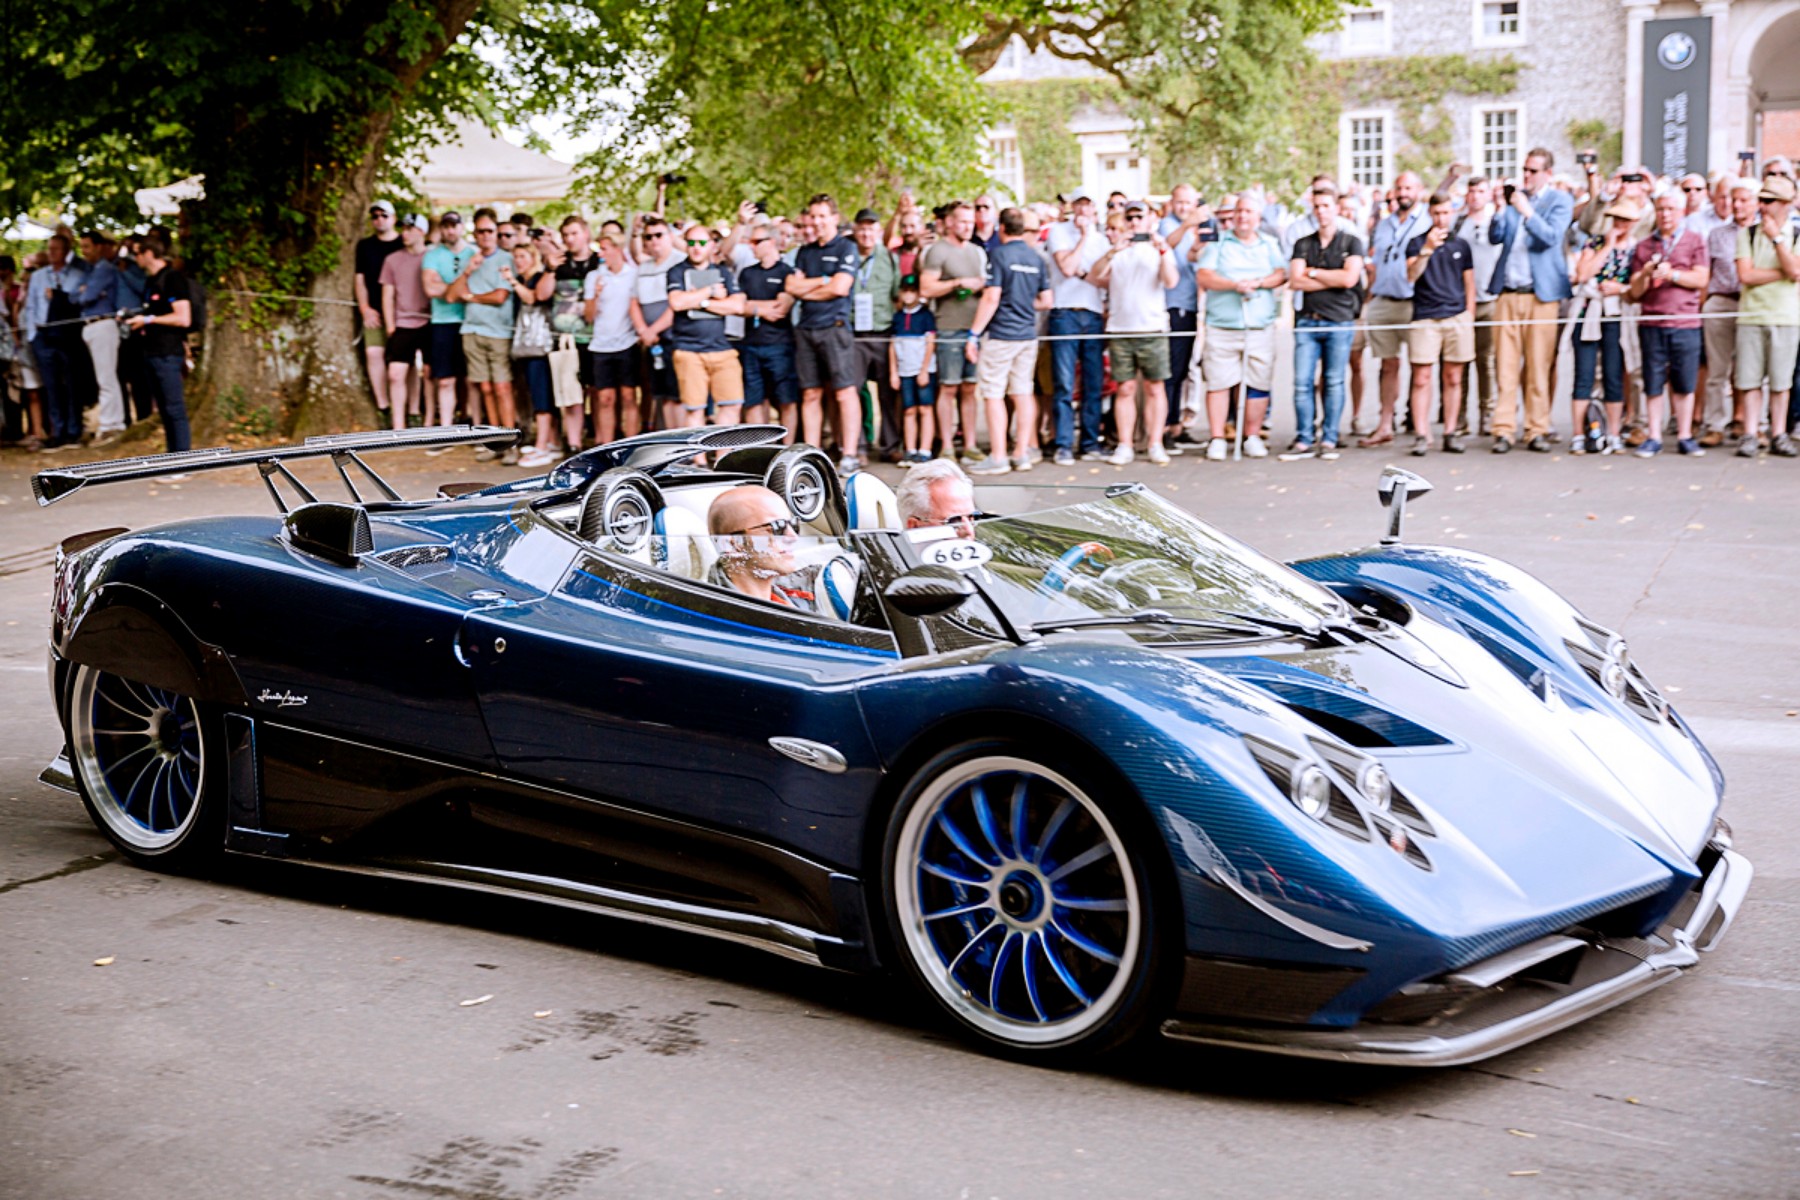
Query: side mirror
xmin=883 ymin=566 xmax=975 ymax=618
xmin=1377 ymin=467 xmax=1432 ymax=545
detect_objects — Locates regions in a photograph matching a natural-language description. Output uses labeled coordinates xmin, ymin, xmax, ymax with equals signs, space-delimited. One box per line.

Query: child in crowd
xmin=890 ymin=276 xmax=937 ymax=465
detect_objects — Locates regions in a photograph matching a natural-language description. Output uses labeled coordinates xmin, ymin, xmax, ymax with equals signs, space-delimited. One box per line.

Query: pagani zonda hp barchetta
xmin=32 ymin=425 xmax=1749 ymax=1065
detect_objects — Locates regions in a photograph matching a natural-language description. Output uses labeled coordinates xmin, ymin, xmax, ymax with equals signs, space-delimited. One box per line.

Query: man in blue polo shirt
xmin=968 ymin=206 xmax=1053 ymax=473
xmin=1364 ymin=172 xmax=1429 ymax=447
xmin=785 ymin=193 xmax=862 ymax=472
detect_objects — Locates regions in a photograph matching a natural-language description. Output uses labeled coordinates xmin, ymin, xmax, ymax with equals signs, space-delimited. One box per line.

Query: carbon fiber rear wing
xmin=30 ymin=425 xmax=519 ymax=510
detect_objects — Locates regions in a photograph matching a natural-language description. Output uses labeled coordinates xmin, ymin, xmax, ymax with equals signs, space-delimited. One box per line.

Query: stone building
xmin=976 ymin=0 xmax=1800 ymax=202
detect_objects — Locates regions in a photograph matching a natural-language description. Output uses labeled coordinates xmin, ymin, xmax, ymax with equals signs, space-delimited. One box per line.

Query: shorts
xmin=1405 ymin=312 xmax=1475 ymax=365
xmin=591 ymin=346 xmax=640 ymax=392
xmin=900 ymin=375 xmax=936 ymax=410
xmin=1734 ymin=323 xmax=1800 ymax=390
xmin=975 ymin=337 xmax=1038 ymax=401
xmin=1638 ymin=324 xmax=1702 ymax=397
xmin=674 ymin=348 xmax=745 ymax=409
xmin=1108 ymin=332 xmax=1171 ymax=383
xmin=742 ymin=340 xmax=799 ymax=408
xmin=795 ymin=323 xmax=858 ymax=392
xmin=428 ymin=324 xmax=465 ymax=379
xmin=1199 ymin=325 xmax=1277 ymax=392
xmin=461 ymin=332 xmax=513 ymax=384
xmin=385 ymin=324 xmax=428 ymax=367
xmin=575 ymin=345 xmax=598 ymax=390
xmin=361 ymin=322 xmax=388 ymax=350
xmin=515 ymin=355 xmax=553 ymax=413
xmin=934 ymin=329 xmax=975 ymax=385
xmin=1364 ymin=296 xmax=1413 ymax=360
xmin=11 ymin=339 xmax=41 ymax=390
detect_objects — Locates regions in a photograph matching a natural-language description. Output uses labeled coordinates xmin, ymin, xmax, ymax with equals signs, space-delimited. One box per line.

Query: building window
xmin=989 ymin=132 xmax=1025 ymax=202
xmin=1476 ymin=106 xmax=1524 ymax=180
xmin=1474 ymin=0 xmax=1525 ymax=46
xmin=1341 ymin=5 xmax=1391 ymax=56
xmin=1342 ymin=112 xmax=1390 ymax=188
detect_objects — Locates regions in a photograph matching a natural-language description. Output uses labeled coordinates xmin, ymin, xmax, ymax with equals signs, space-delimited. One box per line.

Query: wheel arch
xmin=59 ymin=583 xmax=247 ymax=710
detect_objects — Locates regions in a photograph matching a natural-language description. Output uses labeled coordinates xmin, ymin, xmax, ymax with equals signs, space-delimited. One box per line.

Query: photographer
xmin=1488 ymin=148 xmax=1575 ymax=453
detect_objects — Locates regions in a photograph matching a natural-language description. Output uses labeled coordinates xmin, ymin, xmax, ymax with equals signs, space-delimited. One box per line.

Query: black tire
xmin=64 ymin=662 xmax=225 ymax=872
xmin=879 ymin=739 xmax=1174 ymax=1062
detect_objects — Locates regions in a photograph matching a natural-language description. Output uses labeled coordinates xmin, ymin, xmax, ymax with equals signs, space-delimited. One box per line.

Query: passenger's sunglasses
xmin=736 ymin=518 xmax=800 ymax=536
xmin=936 ymin=511 xmax=993 ymax=529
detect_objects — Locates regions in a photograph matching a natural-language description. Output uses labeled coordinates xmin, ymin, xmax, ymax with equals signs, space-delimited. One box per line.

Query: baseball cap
xmin=402 ymin=214 xmax=430 ymax=231
xmin=854 ymin=207 xmax=881 ymax=224
xmin=1758 ymin=175 xmax=1796 ymax=204
xmin=438 ymin=211 xmax=462 ymax=226
xmin=1123 ymin=199 xmax=1148 ymax=214
xmin=369 ymin=199 xmax=395 ymax=217
xmin=1062 ymin=187 xmax=1095 ymax=204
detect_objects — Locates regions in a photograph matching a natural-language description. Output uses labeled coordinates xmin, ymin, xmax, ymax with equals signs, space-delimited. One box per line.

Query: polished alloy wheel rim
xmin=72 ymin=667 xmax=204 ymax=850
xmin=895 ymin=756 xmax=1141 ymax=1044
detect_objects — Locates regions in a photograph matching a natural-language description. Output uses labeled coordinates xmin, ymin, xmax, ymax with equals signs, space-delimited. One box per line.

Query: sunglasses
xmin=934 ymin=511 xmax=992 ymax=529
xmin=736 ymin=518 xmax=800 ymax=537
xmin=1683 ymin=186 xmax=1706 ymax=193
xmin=686 ymin=238 xmax=710 ymax=246
xmin=645 ymin=231 xmax=667 ymax=239
xmin=474 ymin=226 xmax=498 ymax=234
xmin=370 ymin=208 xmax=393 ymax=218
xmin=750 ymin=237 xmax=771 ymax=244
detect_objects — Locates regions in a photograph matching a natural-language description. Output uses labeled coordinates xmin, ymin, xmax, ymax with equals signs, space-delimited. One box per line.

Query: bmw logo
xmin=1658 ymin=31 xmax=1697 ymax=70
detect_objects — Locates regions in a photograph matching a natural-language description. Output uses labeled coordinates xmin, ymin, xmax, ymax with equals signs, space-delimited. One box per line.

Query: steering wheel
xmin=1098 ymin=557 xmax=1199 ymax=606
xmin=1040 ymin=541 xmax=1114 ymax=593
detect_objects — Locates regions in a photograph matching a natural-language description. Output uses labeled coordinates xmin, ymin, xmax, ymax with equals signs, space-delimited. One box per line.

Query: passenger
xmin=706 ymin=484 xmax=835 ymax=612
xmin=897 ymin=458 xmax=981 ymax=539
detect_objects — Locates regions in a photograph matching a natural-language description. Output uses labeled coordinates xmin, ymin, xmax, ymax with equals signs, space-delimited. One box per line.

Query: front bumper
xmin=1162 ymin=839 xmax=1752 ymax=1067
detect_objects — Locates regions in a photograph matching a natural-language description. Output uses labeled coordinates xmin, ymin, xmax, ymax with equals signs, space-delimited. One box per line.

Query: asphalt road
xmin=2 ymin=437 xmax=1796 ymax=1199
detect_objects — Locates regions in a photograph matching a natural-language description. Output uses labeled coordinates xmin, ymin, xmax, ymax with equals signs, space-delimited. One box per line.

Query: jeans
xmin=145 ymin=353 xmax=191 ymax=452
xmin=1572 ymin=323 xmax=1624 ymax=405
xmin=1164 ymin=308 xmax=1198 ymax=426
xmin=31 ymin=334 xmax=79 ymax=443
xmin=1292 ymin=319 xmax=1354 ymax=446
xmin=1048 ymin=308 xmax=1104 ymax=452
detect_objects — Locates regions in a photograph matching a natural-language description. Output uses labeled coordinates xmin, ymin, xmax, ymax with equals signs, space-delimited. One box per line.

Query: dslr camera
xmin=659 ymin=173 xmax=687 ymax=187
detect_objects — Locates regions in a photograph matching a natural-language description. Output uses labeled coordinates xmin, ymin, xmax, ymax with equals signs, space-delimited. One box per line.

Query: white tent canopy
xmin=413 ymin=120 xmax=578 ymax=210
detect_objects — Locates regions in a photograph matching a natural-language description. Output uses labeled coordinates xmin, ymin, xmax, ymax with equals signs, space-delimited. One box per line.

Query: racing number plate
xmin=921 ymin=539 xmax=993 ymax=570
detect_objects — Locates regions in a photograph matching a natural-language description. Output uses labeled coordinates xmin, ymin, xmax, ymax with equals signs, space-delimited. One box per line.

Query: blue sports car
xmin=32 ymin=425 xmax=1750 ymax=1066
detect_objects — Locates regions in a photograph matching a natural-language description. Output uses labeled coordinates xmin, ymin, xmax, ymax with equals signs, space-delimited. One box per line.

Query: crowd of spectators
xmin=7 ymin=152 xmax=1798 ymax=470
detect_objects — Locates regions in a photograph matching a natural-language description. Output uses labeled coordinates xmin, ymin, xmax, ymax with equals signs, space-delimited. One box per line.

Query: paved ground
xmin=2 ymin=436 xmax=1796 ymax=1199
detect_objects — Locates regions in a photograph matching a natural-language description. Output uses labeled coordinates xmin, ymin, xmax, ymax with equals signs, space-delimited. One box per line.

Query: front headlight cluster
xmin=1243 ymin=734 xmax=1437 ymax=870
xmin=1565 ymin=617 xmax=1668 ymax=722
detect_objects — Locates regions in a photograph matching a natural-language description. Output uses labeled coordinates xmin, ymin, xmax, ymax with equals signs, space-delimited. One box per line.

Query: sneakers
xmin=1054 ymin=448 xmax=1075 ymax=466
xmin=958 ymin=448 xmax=988 ymax=466
xmin=473 ymin=446 xmax=499 ymax=462
xmin=1736 ymin=435 xmax=1759 ymax=458
xmin=968 ymin=456 xmax=1012 ymax=475
xmin=1079 ymin=448 xmax=1108 ymax=462
xmin=1699 ymin=429 xmax=1725 ymax=448
xmin=1774 ymin=434 xmax=1799 ymax=458
xmin=1526 ymin=435 xmax=1553 ymax=453
xmin=1277 ymin=443 xmax=1315 ymax=462
xmin=518 ymin=446 xmax=557 ymax=469
xmin=1633 ymin=438 xmax=1662 ymax=458
xmin=1409 ymin=436 xmax=1430 ymax=457
xmin=1205 ymin=438 xmax=1228 ymax=462
xmin=1147 ymin=444 xmax=1171 ymax=466
xmin=1105 ymin=445 xmax=1135 ymax=466
xmin=500 ymin=446 xmax=521 ymax=466
xmin=838 ymin=454 xmax=863 ymax=476
xmin=1318 ymin=444 xmax=1341 ymax=461
xmin=1599 ymin=435 xmax=1624 ymax=455
xmin=1676 ymin=437 xmax=1705 ymax=457
xmin=90 ymin=428 xmax=127 ymax=450
xmin=424 ymin=443 xmax=455 ymax=456
xmin=1243 ymin=435 xmax=1268 ymax=459
xmin=1013 ymin=454 xmax=1036 ymax=472
xmin=1491 ymin=436 xmax=1513 ymax=454
xmin=1443 ymin=434 xmax=1465 ymax=455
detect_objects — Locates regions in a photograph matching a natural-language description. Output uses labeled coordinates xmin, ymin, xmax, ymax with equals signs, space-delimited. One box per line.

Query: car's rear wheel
xmin=882 ymin=744 xmax=1169 ymax=1061
xmin=66 ymin=663 xmax=222 ymax=870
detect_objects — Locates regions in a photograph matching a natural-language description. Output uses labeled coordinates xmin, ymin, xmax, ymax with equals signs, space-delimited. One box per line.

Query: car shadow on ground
xmin=218 ymin=853 xmax=1545 ymax=1109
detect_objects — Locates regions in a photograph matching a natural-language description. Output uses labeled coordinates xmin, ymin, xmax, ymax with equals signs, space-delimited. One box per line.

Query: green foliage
xmin=1566 ymin=118 xmax=1624 ymax=175
xmin=989 ymin=78 xmax=1125 ymax=203
xmin=1285 ymin=53 xmax=1523 ymax=193
xmin=214 ymin=384 xmax=278 ymax=437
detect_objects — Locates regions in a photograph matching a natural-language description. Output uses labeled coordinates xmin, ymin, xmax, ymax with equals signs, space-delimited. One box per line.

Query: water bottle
xmin=651 ymin=344 xmax=665 ymax=372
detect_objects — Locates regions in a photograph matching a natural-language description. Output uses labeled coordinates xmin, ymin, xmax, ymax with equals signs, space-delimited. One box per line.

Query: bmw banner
xmin=1642 ymin=17 xmax=1710 ymax=178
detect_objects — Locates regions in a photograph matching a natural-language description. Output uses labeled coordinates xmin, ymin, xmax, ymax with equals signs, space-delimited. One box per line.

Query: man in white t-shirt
xmin=1044 ymin=188 xmax=1109 ymax=465
xmin=1088 ymin=200 xmax=1179 ymax=464
xmin=583 ymin=233 xmax=642 ymax=443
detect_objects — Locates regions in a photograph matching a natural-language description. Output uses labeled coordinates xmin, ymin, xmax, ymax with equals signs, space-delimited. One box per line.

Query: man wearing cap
xmin=355 ymin=200 xmax=402 ymax=415
xmin=1087 ymin=199 xmax=1179 ymax=464
xmin=420 ymin=212 xmax=473 ymax=427
xmin=849 ymin=207 xmax=901 ymax=461
xmin=1733 ymin=174 xmax=1800 ymax=457
xmin=379 ymin=215 xmax=432 ymax=430
xmin=1045 ymin=189 xmax=1109 ymax=465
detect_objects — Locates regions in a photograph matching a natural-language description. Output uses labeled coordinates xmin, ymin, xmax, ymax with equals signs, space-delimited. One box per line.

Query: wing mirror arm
xmin=1377 ymin=467 xmax=1433 ymax=545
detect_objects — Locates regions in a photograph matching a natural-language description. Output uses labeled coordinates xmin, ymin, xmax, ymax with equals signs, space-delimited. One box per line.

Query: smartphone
xmin=1131 ymin=232 xmax=1151 ymax=243
xmin=1620 ymin=172 xmax=1646 ymax=184
xmin=1576 ymin=151 xmax=1597 ymax=167
xmin=1502 ymin=183 xmax=1516 ymax=204
xmin=1196 ymin=218 xmax=1219 ymax=243
xmin=1739 ymin=149 xmax=1757 ymax=167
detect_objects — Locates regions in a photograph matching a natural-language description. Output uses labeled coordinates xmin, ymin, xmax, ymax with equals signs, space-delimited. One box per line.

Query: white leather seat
xmin=652 ymin=505 xmax=717 ymax=580
xmin=844 ymin=473 xmax=902 ymax=530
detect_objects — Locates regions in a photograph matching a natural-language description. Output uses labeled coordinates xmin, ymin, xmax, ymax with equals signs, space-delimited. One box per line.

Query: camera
xmin=751 ymin=200 xmax=767 ymax=214
xmin=659 ymin=173 xmax=687 ymax=187
xmin=1739 ymin=149 xmax=1757 ymax=165
xmin=529 ymin=227 xmax=547 ymax=239
xmin=1502 ymin=182 xmax=1516 ymax=203
xmin=1196 ymin=217 xmax=1220 ymax=243
xmin=1131 ymin=232 xmax=1151 ymax=243
xmin=1620 ymin=172 xmax=1646 ymax=184
xmin=1576 ymin=150 xmax=1597 ymax=167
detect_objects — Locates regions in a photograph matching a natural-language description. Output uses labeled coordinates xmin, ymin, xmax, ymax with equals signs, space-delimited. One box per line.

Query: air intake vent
xmin=283 ymin=502 xmax=371 ymax=565
xmin=1251 ymin=679 xmax=1450 ymax=748
xmin=377 ymin=544 xmax=452 ymax=572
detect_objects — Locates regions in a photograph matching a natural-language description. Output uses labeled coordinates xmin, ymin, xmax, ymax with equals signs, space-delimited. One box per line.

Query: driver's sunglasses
xmin=737 ymin=518 xmax=800 ymax=537
xmin=937 ymin=511 xmax=993 ymax=529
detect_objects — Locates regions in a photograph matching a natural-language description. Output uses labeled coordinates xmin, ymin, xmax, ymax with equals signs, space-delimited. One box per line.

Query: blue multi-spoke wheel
xmin=887 ymin=749 xmax=1166 ymax=1056
xmin=68 ymin=664 xmax=218 ymax=865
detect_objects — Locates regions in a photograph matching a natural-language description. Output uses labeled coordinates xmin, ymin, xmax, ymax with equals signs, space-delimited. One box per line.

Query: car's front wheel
xmin=66 ymin=663 xmax=222 ymax=870
xmin=882 ymin=744 xmax=1170 ymax=1060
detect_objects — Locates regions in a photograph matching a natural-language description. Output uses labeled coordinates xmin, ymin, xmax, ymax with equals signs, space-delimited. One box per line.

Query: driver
xmin=706 ymin=485 xmax=840 ymax=614
xmin=896 ymin=459 xmax=980 ymax=539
